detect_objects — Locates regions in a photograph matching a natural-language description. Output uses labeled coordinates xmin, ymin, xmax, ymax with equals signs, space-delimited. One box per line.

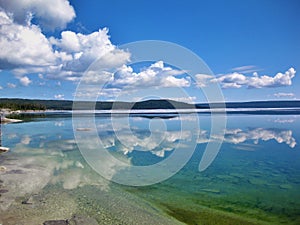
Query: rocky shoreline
xmin=1 ymin=109 xmax=23 ymax=123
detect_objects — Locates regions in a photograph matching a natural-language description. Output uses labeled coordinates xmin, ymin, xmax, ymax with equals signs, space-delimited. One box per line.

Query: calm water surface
xmin=0 ymin=113 xmax=299 ymax=224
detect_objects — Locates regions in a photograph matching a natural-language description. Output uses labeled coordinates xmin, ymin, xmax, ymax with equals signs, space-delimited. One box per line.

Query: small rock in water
xmin=75 ymin=161 xmax=84 ymax=169
xmin=68 ymin=215 xmax=98 ymax=225
xmin=43 ymin=220 xmax=68 ymax=225
xmin=0 ymin=166 xmax=6 ymax=172
xmin=7 ymin=169 xmax=24 ymax=174
xmin=43 ymin=215 xmax=98 ymax=225
xmin=21 ymin=200 xmax=31 ymax=205
xmin=22 ymin=197 xmax=33 ymax=205
xmin=0 ymin=189 xmax=8 ymax=194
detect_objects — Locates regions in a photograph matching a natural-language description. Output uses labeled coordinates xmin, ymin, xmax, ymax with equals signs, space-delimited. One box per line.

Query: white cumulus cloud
xmin=0 ymin=5 xmax=130 ymax=82
xmin=7 ymin=83 xmax=16 ymax=88
xmin=212 ymin=68 xmax=296 ymax=89
xmin=49 ymin=28 xmax=130 ymax=80
xmin=18 ymin=76 xmax=32 ymax=86
xmin=195 ymin=74 xmax=214 ymax=87
xmin=112 ymin=61 xmax=189 ymax=88
xmin=54 ymin=94 xmax=64 ymax=100
xmin=0 ymin=10 xmax=56 ymax=69
xmin=211 ymin=72 xmax=247 ymax=88
xmin=75 ymin=61 xmax=191 ymax=99
xmin=0 ymin=0 xmax=75 ymax=30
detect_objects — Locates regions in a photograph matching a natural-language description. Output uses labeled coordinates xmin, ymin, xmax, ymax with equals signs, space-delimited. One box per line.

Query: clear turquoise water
xmin=1 ymin=113 xmax=300 ymax=224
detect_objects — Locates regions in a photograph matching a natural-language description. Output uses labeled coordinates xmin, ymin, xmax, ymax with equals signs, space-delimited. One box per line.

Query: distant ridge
xmin=1 ymin=98 xmax=300 ymax=111
xmin=196 ymin=100 xmax=300 ymax=109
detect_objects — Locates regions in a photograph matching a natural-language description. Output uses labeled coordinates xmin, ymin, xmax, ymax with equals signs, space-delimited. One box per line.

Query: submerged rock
xmin=68 ymin=215 xmax=98 ymax=225
xmin=43 ymin=215 xmax=98 ymax=225
xmin=0 ymin=189 xmax=8 ymax=194
xmin=21 ymin=195 xmax=38 ymax=205
xmin=248 ymin=178 xmax=268 ymax=185
xmin=216 ymin=175 xmax=232 ymax=180
xmin=279 ymin=184 xmax=293 ymax=189
xmin=43 ymin=220 xmax=68 ymax=225
xmin=7 ymin=169 xmax=24 ymax=174
xmin=229 ymin=172 xmax=245 ymax=179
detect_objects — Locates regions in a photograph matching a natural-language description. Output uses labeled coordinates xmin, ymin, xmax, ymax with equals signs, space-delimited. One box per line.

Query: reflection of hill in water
xmin=138 ymin=114 xmax=179 ymax=119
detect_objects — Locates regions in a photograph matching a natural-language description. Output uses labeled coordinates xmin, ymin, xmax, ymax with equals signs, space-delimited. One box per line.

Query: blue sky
xmin=0 ymin=0 xmax=299 ymax=102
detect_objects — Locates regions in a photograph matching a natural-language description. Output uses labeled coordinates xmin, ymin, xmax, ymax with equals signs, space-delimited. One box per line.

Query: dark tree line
xmin=0 ymin=101 xmax=46 ymax=111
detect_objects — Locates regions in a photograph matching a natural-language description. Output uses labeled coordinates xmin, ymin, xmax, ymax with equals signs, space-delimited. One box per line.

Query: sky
xmin=0 ymin=0 xmax=299 ymax=102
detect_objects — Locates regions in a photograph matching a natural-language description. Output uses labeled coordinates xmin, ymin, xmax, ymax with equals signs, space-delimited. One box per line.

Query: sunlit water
xmin=0 ymin=113 xmax=299 ymax=224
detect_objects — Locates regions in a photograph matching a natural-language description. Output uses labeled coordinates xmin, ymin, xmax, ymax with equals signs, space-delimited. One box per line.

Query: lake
xmin=0 ymin=112 xmax=300 ymax=224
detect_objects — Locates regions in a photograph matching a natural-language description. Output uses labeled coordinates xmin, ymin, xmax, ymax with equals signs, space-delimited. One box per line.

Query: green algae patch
xmin=162 ymin=204 xmax=263 ymax=225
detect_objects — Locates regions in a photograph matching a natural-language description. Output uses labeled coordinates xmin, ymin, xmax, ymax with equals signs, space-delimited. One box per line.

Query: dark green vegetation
xmin=1 ymin=98 xmax=300 ymax=111
xmin=162 ymin=205 xmax=260 ymax=225
xmin=0 ymin=99 xmax=46 ymax=111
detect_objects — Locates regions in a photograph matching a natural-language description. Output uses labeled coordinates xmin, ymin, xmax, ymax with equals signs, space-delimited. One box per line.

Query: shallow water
xmin=0 ymin=113 xmax=299 ymax=224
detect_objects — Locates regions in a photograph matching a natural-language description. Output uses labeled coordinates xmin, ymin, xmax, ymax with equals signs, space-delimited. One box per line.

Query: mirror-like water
xmin=0 ymin=113 xmax=299 ymax=224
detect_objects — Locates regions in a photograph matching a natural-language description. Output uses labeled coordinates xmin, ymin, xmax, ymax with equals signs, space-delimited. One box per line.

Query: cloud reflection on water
xmin=0 ymin=116 xmax=297 ymax=211
xmin=221 ymin=128 xmax=296 ymax=148
xmin=98 ymin=125 xmax=297 ymax=159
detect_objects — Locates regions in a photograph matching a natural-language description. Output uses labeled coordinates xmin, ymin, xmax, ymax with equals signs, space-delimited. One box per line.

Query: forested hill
xmin=0 ymin=98 xmax=300 ymax=111
xmin=196 ymin=101 xmax=300 ymax=109
xmin=0 ymin=98 xmax=192 ymax=110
